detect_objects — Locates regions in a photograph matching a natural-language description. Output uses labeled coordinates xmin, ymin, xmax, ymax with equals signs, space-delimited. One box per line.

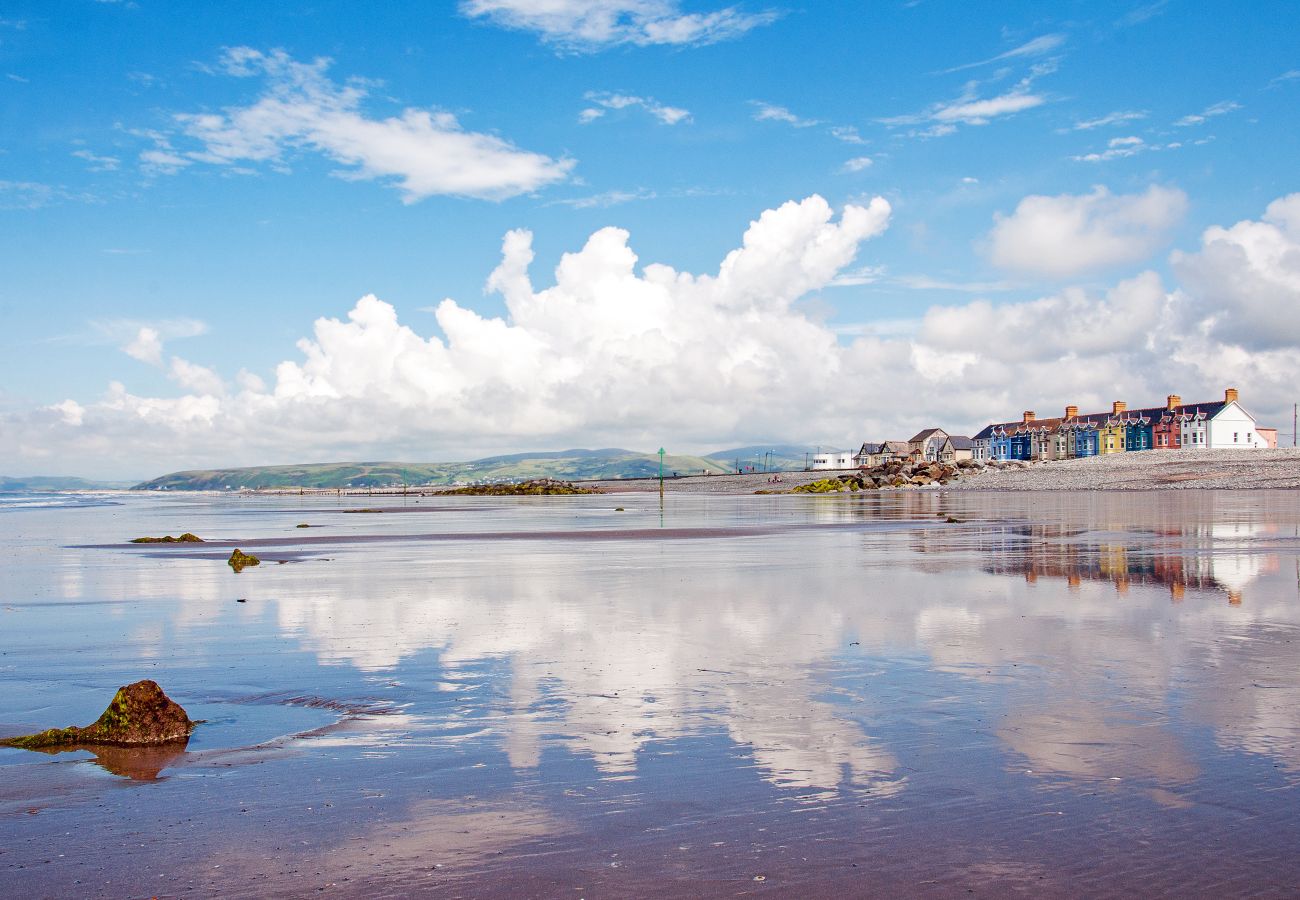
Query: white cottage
xmin=1178 ymin=388 xmax=1265 ymax=449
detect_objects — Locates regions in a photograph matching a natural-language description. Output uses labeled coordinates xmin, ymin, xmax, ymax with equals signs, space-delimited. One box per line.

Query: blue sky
xmin=2 ymin=0 xmax=1298 ymax=477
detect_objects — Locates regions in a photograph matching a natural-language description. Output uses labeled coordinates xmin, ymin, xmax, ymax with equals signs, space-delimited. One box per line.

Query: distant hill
xmin=0 ymin=475 xmax=133 ymax=491
xmin=133 ymin=448 xmax=753 ymax=491
xmin=706 ymin=444 xmax=819 ymax=472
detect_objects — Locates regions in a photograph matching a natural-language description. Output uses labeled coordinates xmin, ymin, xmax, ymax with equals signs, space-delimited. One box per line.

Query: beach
xmin=3 ymin=488 xmax=1300 ymax=896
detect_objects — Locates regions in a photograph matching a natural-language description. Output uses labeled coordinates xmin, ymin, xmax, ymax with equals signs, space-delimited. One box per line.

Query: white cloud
xmin=937 ymin=33 xmax=1066 ymax=75
xmin=72 ymin=148 xmax=121 ymax=172
xmin=920 ymin=272 xmax=1168 ymax=361
xmin=1069 ymin=110 xmax=1147 ymax=131
xmin=1175 ymin=100 xmax=1241 ymax=127
xmin=1072 ymin=134 xmax=1147 ymax=162
xmin=1172 ymin=193 xmax=1300 ymax=350
xmin=11 ymin=195 xmax=1300 ymax=477
xmin=548 ymin=188 xmax=656 ymax=209
xmin=459 ymin=0 xmax=777 ymax=50
xmin=580 ymin=91 xmax=690 ymax=125
xmin=124 ymin=327 xmax=164 ymax=365
xmin=840 ymin=156 xmax=874 ymax=173
xmin=830 ymin=126 xmax=865 ymax=144
xmin=168 ymin=357 xmax=225 ymax=395
xmin=1269 ymin=69 xmax=1300 ymax=88
xmin=987 ymin=185 xmax=1188 ymax=277
xmin=160 ymin=48 xmax=572 ymax=201
xmin=750 ymin=101 xmax=820 ymax=128
xmin=933 ymin=89 xmax=1045 ymax=124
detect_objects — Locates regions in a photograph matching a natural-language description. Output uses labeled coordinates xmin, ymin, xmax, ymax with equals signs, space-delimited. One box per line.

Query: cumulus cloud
xmin=460 ymin=0 xmax=777 ymax=50
xmin=157 ymin=48 xmax=572 ymax=202
xmin=7 ymin=194 xmax=1300 ymax=477
xmin=840 ymin=156 xmax=874 ymax=173
xmin=124 ymin=327 xmax=164 ymax=365
xmin=987 ymin=185 xmax=1188 ymax=277
xmin=1172 ymin=193 xmax=1300 ymax=350
xmin=580 ymin=91 xmax=690 ymax=125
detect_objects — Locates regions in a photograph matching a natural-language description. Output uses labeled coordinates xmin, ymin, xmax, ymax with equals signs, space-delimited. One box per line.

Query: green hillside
xmin=133 ymin=448 xmax=738 ymax=490
xmin=1 ymin=476 xmax=134 ymax=491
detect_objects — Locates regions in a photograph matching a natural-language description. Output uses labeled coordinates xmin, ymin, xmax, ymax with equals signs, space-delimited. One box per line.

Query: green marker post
xmin=658 ymin=447 xmax=665 ymax=493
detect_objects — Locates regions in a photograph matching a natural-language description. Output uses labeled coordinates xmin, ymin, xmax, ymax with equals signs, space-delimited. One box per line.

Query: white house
xmin=810 ymin=450 xmax=857 ymax=470
xmin=1179 ymin=388 xmax=1264 ymax=449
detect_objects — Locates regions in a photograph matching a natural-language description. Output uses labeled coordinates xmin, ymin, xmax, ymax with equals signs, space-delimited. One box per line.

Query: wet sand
xmin=3 ymin=489 xmax=1300 ymax=896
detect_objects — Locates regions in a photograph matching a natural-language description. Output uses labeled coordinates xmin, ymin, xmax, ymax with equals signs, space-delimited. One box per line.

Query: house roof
xmin=882 ymin=440 xmax=911 ymax=453
xmin=976 ymin=399 xmax=1234 ymax=439
xmin=946 ymin=436 xmax=975 ymax=450
xmin=908 ymin=427 xmax=946 ymax=443
xmin=856 ymin=442 xmax=884 ymax=455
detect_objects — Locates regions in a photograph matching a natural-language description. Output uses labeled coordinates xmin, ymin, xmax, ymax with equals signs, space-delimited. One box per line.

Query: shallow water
xmin=2 ymin=490 xmax=1300 ymax=897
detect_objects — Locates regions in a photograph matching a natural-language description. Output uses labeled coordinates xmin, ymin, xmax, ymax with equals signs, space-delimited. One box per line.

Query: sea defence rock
xmin=779 ymin=460 xmax=982 ymax=494
xmin=1 ymin=680 xmax=196 ymax=750
xmin=130 ymin=532 xmax=204 ymax=543
xmin=228 ymin=548 xmax=260 ymax=572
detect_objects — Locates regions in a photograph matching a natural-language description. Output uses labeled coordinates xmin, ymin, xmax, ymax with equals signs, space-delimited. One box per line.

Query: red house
xmin=1152 ymin=394 xmax=1183 ymax=450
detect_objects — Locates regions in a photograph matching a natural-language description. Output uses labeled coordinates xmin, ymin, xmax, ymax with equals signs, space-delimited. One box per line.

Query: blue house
xmin=990 ymin=426 xmax=1015 ymax=461
xmin=1124 ymin=416 xmax=1153 ymax=451
xmin=1073 ymin=423 xmax=1099 ymax=457
xmin=1009 ymin=431 xmax=1033 ymax=460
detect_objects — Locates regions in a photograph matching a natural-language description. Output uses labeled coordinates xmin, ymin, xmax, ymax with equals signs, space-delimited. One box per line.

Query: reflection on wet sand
xmin=17 ymin=741 xmax=189 ymax=781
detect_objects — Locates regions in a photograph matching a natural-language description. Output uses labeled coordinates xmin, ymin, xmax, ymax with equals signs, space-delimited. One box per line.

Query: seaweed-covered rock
xmin=130 ymin=532 xmax=204 ymax=544
xmin=791 ymin=478 xmax=848 ymax=494
xmin=1 ymin=680 xmax=195 ymax=750
xmin=228 ymin=548 xmax=260 ymax=572
xmin=442 ymin=479 xmax=601 ymax=496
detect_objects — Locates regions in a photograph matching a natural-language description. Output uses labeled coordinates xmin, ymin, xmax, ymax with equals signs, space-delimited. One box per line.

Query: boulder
xmin=228 ymin=548 xmax=260 ymax=572
xmin=1 ymin=680 xmax=196 ymax=750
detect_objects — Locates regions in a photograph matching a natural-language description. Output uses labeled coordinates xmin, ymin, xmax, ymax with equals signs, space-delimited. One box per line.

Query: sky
xmin=1 ymin=0 xmax=1298 ymax=479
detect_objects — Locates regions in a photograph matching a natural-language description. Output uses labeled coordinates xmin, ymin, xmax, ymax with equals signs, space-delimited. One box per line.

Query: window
xmin=1234 ymin=432 xmax=1238 ymax=443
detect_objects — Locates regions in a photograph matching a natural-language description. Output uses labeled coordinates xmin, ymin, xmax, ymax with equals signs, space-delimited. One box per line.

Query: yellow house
xmin=1099 ymin=401 xmax=1128 ymax=454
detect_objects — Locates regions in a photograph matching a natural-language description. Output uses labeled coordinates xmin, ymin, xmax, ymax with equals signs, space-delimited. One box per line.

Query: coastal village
xmin=812 ymin=387 xmax=1277 ymax=470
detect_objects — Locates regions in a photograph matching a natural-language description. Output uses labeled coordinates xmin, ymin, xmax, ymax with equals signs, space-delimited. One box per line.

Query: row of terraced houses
xmin=971 ymin=388 xmax=1275 ymax=462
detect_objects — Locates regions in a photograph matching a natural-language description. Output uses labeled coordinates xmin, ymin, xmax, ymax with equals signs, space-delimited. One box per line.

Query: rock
xmin=228 ymin=549 xmax=260 ymax=572
xmin=792 ymin=478 xmax=848 ymax=494
xmin=130 ymin=533 xmax=204 ymax=544
xmin=1 ymin=680 xmax=196 ymax=750
xmin=614 ymin=507 xmax=625 ymax=511
xmin=441 ymin=479 xmax=601 ymax=496
xmin=296 ymin=523 xmax=311 ymax=528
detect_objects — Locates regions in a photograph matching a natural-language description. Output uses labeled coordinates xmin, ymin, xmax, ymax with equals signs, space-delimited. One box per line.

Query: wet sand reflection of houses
xmin=940 ymin=520 xmax=1280 ymax=606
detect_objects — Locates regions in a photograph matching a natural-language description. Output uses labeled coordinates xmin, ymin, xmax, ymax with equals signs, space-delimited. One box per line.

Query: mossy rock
xmin=791 ymin=479 xmax=848 ymax=494
xmin=1 ymin=680 xmax=195 ymax=750
xmin=130 ymin=532 xmax=205 ymax=544
xmin=442 ymin=479 xmax=601 ymax=496
xmin=296 ymin=523 xmax=312 ymax=528
xmin=228 ymin=548 xmax=260 ymax=572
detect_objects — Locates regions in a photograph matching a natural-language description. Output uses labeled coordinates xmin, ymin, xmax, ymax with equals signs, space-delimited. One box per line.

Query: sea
xmin=2 ymin=488 xmax=1299 ymax=896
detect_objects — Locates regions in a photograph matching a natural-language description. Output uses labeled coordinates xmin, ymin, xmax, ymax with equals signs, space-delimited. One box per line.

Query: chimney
xmin=1167 ymin=394 xmax=1181 ymax=410
xmin=1065 ymin=405 xmax=1079 ymax=419
xmin=1224 ymin=387 xmax=1239 ymax=403
xmin=1023 ymin=410 xmax=1036 ymax=423
xmin=1112 ymin=400 xmax=1127 ymax=415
